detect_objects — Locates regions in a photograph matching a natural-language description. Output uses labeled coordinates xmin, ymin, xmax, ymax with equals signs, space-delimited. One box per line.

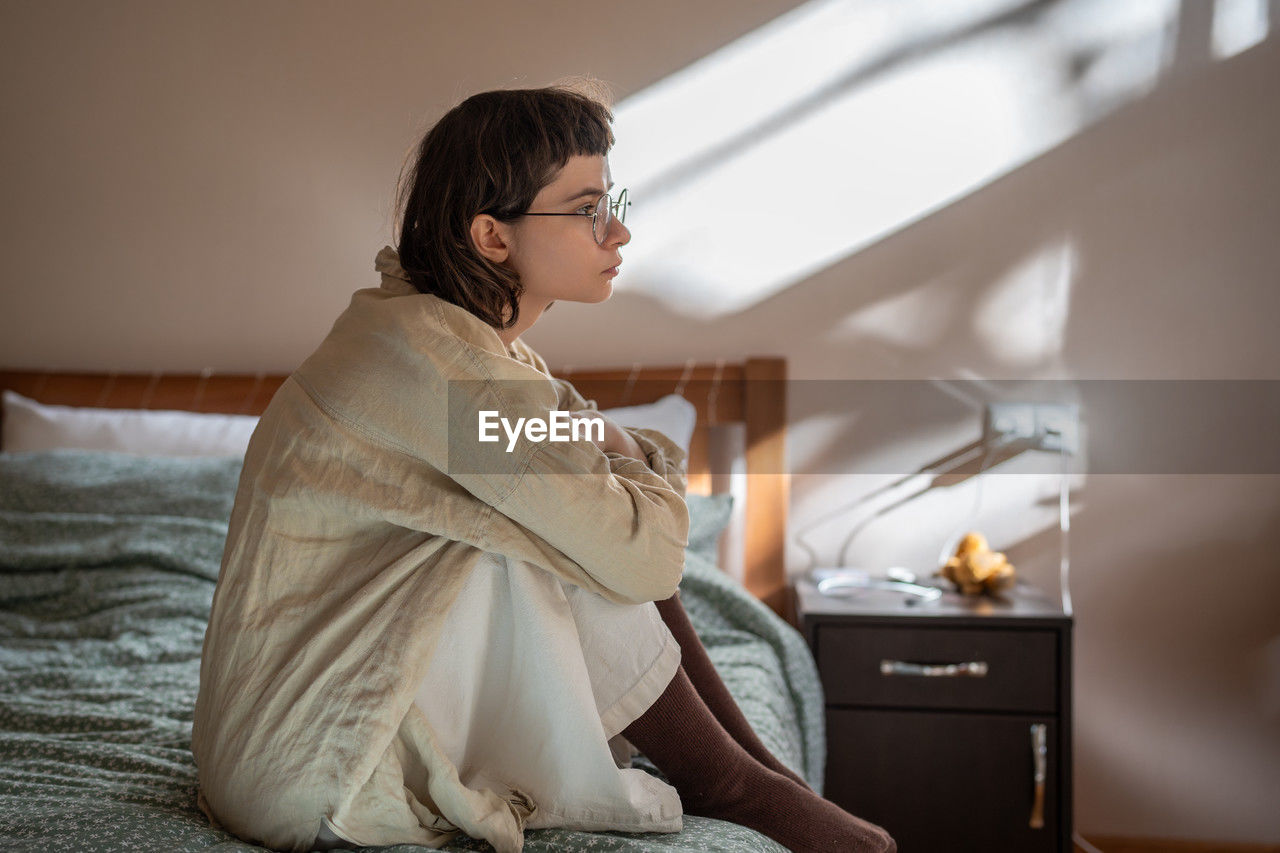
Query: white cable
xmin=792 ymin=491 xmax=876 ymax=572
xmin=792 ymin=458 xmax=977 ymax=573
xmin=1052 ymin=429 xmax=1073 ymax=617
xmin=933 ymin=434 xmax=1007 ymax=571
xmin=826 ymin=441 xmax=990 ymax=570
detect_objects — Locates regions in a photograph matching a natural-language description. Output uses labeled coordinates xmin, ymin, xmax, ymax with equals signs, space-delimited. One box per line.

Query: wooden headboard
xmin=0 ymin=359 xmax=790 ymax=618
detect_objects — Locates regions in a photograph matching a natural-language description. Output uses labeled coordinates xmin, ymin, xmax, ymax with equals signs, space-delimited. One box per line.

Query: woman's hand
xmin=570 ymin=410 xmax=645 ymax=460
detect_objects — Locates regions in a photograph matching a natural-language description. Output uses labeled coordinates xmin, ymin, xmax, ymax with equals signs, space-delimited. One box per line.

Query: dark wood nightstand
xmin=794 ymin=576 xmax=1073 ymax=853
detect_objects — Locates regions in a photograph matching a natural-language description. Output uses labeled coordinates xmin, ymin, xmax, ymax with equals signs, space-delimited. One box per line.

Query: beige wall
xmin=0 ymin=0 xmax=799 ymax=373
xmin=2 ymin=0 xmax=1277 ymax=844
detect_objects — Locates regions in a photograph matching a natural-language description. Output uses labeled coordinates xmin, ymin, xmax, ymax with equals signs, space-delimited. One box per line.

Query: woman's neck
xmin=494 ymin=297 xmax=552 ymax=348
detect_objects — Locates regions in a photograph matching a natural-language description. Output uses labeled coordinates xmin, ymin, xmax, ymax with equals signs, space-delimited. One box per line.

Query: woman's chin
xmin=555 ymin=280 xmax=613 ymax=305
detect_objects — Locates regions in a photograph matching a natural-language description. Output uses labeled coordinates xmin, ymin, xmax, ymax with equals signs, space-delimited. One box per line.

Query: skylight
xmin=609 ymin=0 xmax=1220 ymax=317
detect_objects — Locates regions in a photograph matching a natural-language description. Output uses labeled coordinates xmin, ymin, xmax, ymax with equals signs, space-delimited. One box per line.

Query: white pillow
xmin=0 ymin=388 xmax=697 ymax=463
xmin=600 ymin=393 xmax=696 ymax=461
xmin=1 ymin=390 xmax=259 ymax=458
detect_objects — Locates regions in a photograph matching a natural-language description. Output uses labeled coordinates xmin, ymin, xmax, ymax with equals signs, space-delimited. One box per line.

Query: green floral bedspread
xmin=0 ymin=451 xmax=823 ymax=852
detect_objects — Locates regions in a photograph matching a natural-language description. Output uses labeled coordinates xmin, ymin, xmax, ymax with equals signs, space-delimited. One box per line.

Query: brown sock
xmin=623 ymin=666 xmax=896 ymax=853
xmin=655 ymin=592 xmax=812 ymax=790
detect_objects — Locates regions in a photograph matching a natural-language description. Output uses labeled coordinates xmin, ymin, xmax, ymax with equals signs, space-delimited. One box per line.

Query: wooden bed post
xmin=743 ymin=357 xmax=790 ymax=623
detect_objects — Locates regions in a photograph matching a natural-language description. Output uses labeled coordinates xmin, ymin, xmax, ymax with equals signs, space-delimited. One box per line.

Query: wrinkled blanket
xmin=0 ymin=450 xmax=823 ymax=852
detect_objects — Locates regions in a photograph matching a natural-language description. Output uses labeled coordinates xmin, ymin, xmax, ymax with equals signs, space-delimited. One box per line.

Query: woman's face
xmin=504 ymin=154 xmax=630 ymax=309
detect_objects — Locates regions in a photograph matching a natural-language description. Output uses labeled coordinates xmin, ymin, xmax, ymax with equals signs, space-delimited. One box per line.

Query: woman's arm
xmin=440 ymin=373 xmax=689 ymax=606
xmin=554 ymin=377 xmax=687 ymax=497
xmin=459 ymin=432 xmax=690 ymax=606
xmin=571 ymin=409 xmax=643 ymax=459
xmin=510 ymin=339 xmax=687 ymax=494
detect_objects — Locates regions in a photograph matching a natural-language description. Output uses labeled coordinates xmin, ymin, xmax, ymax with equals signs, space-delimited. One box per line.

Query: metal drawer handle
xmin=1030 ymin=723 xmax=1047 ymax=829
xmin=879 ymin=659 xmax=989 ymax=678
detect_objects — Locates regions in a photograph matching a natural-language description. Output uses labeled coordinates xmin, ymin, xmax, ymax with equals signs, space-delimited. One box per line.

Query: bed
xmin=0 ymin=359 xmax=818 ymax=853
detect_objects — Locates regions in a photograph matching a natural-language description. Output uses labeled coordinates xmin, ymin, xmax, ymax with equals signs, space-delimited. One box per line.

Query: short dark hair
xmin=394 ymin=83 xmax=615 ymax=330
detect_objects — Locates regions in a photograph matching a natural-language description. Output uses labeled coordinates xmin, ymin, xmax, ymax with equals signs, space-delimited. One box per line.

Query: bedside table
xmin=793 ymin=577 xmax=1072 ymax=853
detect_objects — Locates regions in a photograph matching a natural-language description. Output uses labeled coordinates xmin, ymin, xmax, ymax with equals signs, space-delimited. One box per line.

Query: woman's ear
xmin=469 ymin=214 xmax=512 ymax=264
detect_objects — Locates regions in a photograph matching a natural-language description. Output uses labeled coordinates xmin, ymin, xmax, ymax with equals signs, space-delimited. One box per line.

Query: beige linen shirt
xmin=191 ymin=247 xmax=690 ymax=852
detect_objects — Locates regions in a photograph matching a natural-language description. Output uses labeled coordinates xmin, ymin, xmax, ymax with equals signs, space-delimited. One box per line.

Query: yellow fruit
xmin=955 ymin=532 xmax=988 ymax=556
xmin=938 ymin=532 xmax=1017 ymax=595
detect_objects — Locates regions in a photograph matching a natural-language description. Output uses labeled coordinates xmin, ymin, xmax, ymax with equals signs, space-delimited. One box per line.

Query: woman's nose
xmin=608 ymin=218 xmax=631 ymax=247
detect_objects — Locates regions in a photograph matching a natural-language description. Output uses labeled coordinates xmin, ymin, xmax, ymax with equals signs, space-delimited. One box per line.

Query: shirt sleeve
xmin=447 ymin=375 xmax=689 ymax=606
xmin=548 ymin=374 xmax=688 ymax=498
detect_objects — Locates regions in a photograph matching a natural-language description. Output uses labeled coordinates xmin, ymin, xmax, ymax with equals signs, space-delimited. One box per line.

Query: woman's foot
xmin=681 ymin=758 xmax=895 ymax=853
xmin=623 ymin=666 xmax=895 ymax=853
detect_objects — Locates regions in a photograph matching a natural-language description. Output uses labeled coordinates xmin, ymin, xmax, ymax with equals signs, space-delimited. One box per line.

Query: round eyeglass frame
xmin=519 ymin=188 xmax=629 ymax=245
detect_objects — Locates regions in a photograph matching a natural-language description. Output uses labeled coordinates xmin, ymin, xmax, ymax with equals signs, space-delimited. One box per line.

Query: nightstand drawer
xmin=826 ymin=708 xmax=1061 ymax=853
xmin=816 ymin=625 xmax=1058 ymax=713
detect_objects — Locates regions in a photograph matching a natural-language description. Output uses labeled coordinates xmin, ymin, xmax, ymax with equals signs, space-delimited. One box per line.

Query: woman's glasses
xmin=520 ymin=188 xmax=629 ymax=245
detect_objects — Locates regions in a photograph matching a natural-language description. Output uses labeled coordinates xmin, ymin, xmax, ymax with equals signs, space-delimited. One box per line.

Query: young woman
xmin=192 ymin=84 xmax=894 ymax=853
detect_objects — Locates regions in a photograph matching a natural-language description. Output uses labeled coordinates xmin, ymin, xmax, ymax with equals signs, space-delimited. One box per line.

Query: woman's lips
xmin=603 ymin=266 xmax=620 ymax=277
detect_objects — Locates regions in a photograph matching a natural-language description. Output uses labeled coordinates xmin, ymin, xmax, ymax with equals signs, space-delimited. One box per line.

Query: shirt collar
xmin=374 ymin=245 xmax=520 ymax=359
